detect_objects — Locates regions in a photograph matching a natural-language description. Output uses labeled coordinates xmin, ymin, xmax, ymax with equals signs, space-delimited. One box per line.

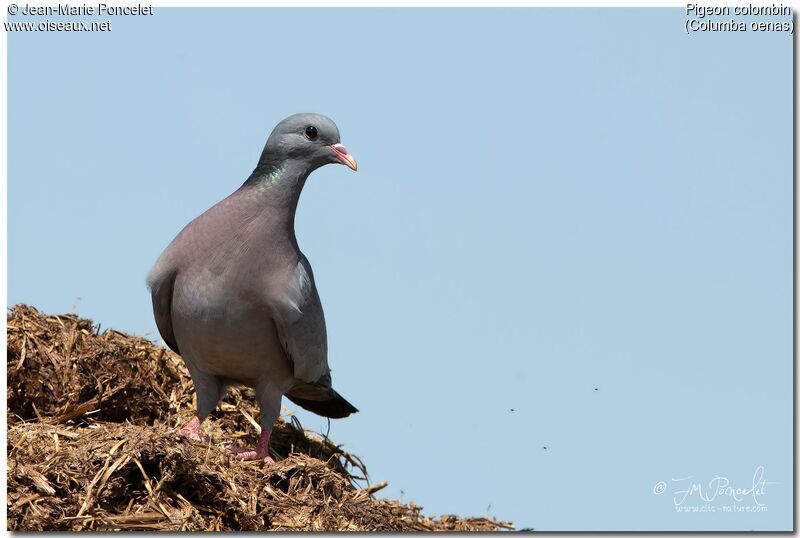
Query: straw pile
xmin=7 ymin=304 xmax=514 ymax=531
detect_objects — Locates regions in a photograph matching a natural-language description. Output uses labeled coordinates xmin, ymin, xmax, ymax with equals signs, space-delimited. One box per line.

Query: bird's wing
xmin=146 ymin=257 xmax=180 ymax=354
xmin=270 ymin=255 xmax=329 ymax=384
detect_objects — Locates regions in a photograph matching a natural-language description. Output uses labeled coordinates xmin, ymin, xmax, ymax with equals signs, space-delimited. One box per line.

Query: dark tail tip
xmin=286 ymin=391 xmax=358 ymax=419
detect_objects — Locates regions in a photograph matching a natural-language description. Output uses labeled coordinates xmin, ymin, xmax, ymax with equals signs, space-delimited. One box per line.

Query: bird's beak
xmin=329 ymin=143 xmax=358 ymax=171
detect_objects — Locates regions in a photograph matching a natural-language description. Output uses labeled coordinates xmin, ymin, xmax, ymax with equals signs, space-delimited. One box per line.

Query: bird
xmin=146 ymin=113 xmax=358 ymax=462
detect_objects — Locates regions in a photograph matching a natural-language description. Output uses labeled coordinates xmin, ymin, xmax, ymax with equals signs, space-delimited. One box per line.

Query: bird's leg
xmin=177 ymin=412 xmax=206 ymax=441
xmin=178 ymin=365 xmax=223 ymax=443
xmin=229 ymin=428 xmax=275 ymax=463
xmin=228 ymin=382 xmax=281 ymax=463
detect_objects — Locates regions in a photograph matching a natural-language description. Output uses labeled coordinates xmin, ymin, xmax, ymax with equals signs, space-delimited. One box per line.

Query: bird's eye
xmin=304 ymin=126 xmax=318 ymax=140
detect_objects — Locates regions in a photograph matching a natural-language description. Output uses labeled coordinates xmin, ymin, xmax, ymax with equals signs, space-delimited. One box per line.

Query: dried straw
xmin=6 ymin=305 xmax=514 ymax=531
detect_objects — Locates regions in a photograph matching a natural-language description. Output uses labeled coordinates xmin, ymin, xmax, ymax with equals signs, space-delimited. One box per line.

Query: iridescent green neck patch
xmin=257 ymin=163 xmax=287 ymax=191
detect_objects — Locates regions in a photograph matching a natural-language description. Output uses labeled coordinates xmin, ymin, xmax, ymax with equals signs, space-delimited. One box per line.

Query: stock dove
xmin=147 ymin=113 xmax=358 ymax=462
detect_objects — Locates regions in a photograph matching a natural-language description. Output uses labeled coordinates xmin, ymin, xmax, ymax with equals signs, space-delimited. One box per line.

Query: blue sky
xmin=7 ymin=8 xmax=792 ymax=531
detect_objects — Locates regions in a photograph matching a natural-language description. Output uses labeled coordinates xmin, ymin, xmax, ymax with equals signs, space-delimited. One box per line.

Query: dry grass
xmin=6 ymin=304 xmax=514 ymax=531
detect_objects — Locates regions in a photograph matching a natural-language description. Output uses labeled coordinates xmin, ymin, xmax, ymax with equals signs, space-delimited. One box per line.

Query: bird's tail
xmin=286 ymin=383 xmax=358 ymax=419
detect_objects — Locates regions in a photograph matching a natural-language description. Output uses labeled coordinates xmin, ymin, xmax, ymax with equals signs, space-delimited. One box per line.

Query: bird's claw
xmin=227 ymin=444 xmax=275 ymax=463
xmin=236 ymin=452 xmax=276 ymax=464
xmin=177 ymin=428 xmax=211 ymax=444
xmin=177 ymin=414 xmax=208 ymax=442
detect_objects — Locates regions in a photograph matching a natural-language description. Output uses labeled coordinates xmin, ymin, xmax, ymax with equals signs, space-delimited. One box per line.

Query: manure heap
xmin=7 ymin=305 xmax=514 ymax=531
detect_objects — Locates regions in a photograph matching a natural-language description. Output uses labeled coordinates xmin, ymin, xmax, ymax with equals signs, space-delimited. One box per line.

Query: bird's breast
xmin=169 ymin=267 xmax=292 ymax=385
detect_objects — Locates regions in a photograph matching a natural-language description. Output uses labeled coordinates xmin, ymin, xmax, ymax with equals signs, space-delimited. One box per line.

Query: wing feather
xmin=272 ymin=256 xmax=329 ymax=384
xmin=146 ymin=261 xmax=180 ymax=354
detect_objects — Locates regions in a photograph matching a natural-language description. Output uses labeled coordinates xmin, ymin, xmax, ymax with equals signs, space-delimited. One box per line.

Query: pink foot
xmin=177 ymin=413 xmax=207 ymax=442
xmin=228 ymin=429 xmax=275 ymax=463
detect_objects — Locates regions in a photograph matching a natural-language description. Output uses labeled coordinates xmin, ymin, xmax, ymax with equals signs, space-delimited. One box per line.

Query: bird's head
xmin=261 ymin=113 xmax=357 ymax=172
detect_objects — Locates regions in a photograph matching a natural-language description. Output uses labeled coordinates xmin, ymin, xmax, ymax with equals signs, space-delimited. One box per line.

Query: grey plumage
xmin=147 ymin=113 xmax=358 ymax=460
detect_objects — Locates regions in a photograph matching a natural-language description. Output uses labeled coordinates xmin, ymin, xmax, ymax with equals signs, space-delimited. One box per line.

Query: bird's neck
xmin=239 ymin=159 xmax=312 ymax=243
